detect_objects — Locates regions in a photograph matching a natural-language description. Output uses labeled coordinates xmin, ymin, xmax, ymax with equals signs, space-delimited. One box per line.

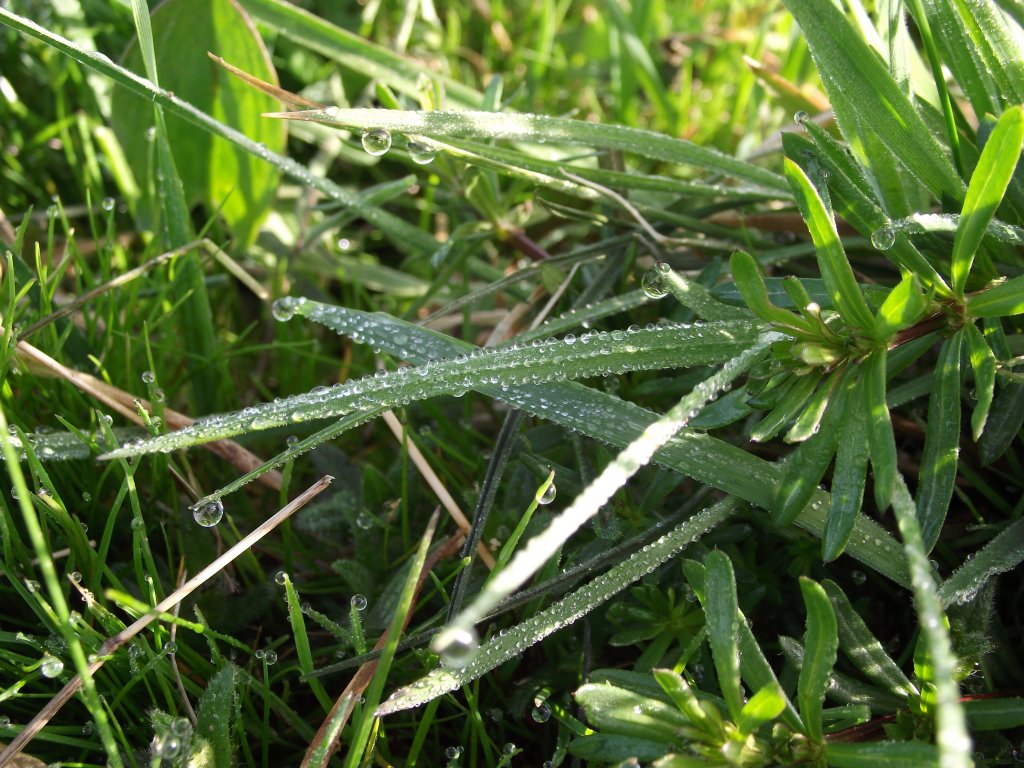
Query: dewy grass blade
xmin=429 ymin=333 xmax=781 ymax=664
xmin=938 ymin=518 xmax=1024 ymax=607
xmin=951 ymin=105 xmax=1024 ymax=297
xmin=891 ymin=477 xmax=971 ymax=767
xmin=966 ymin=274 xmax=1024 ymax=317
xmin=797 ymin=577 xmax=838 ymax=742
xmin=824 ymin=387 xmax=870 ymax=562
xmin=376 ymin=497 xmax=738 ymax=715
xmin=101 ymin=314 xmax=762 ymax=458
xmin=963 ymin=323 xmax=996 ymax=441
xmin=863 ymin=351 xmax=897 ymax=511
xmin=265 ymin=107 xmax=789 ymax=192
xmin=702 ymin=551 xmax=744 ymax=721
xmin=916 ymin=330 xmax=964 ymax=553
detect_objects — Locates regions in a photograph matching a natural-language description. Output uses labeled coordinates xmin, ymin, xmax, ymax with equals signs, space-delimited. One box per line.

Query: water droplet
xmin=192 ymin=500 xmax=224 ymax=527
xmin=851 ymin=570 xmax=866 ymax=586
xmin=141 ymin=371 xmax=156 ymax=384
xmin=434 ymin=626 xmax=480 ymax=669
xmin=131 ymin=517 xmax=145 ymax=531
xmin=40 ymin=655 xmax=64 ymax=678
xmin=871 ymin=224 xmax=896 ymax=250
xmin=263 ymin=649 xmax=278 ymax=665
xmin=70 ymin=571 xmax=82 ymax=583
xmin=286 ymin=435 xmax=299 ymax=447
xmin=161 ymin=736 xmax=181 ymax=758
xmin=794 ymin=110 xmax=809 ymax=125
xmin=487 ymin=707 xmax=503 ymax=722
xmin=163 ymin=641 xmax=177 ymax=654
xmin=532 ymin=702 xmax=551 ymax=722
xmin=445 ymin=746 xmax=462 ymax=760
xmin=355 ymin=511 xmax=375 ymax=530
xmin=272 ymin=298 xmax=295 ymax=322
xmin=0 ymin=716 xmax=11 ymax=728
xmin=171 ymin=718 xmax=190 ymax=737
xmin=275 ymin=570 xmax=288 ymax=585
xmin=503 ymin=743 xmax=517 ymax=755
xmin=407 ymin=138 xmax=437 ymax=164
xmin=351 ymin=594 xmax=368 ymax=611
xmin=539 ymin=482 xmax=557 ymax=505
xmin=361 ymin=128 xmax=392 ymax=156
xmin=101 ymin=197 xmax=115 ymax=212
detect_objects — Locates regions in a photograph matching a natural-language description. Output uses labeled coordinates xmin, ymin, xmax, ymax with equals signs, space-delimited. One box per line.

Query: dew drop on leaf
xmin=271 ymin=298 xmax=295 ymax=322
xmin=539 ymin=482 xmax=557 ymax=505
xmin=361 ymin=128 xmax=392 ymax=156
xmin=407 ymin=139 xmax=437 ymax=164
xmin=871 ymin=225 xmax=896 ymax=250
xmin=40 ymin=655 xmax=64 ymax=678
xmin=192 ymin=499 xmax=224 ymax=527
xmin=641 ymin=265 xmax=669 ymax=298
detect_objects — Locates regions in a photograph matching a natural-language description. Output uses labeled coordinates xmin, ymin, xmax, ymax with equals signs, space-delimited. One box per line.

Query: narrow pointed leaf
xmin=661 ymin=268 xmax=755 ymax=322
xmin=962 ymin=697 xmax=1024 ymax=730
xmin=571 ymin=683 xmax=691 ymax=743
xmin=977 ymin=379 xmax=1024 ymax=463
xmin=781 ymin=636 xmax=905 ymax=713
xmin=824 ymin=388 xmax=870 ymax=562
xmin=825 ymin=741 xmax=939 ymax=768
xmin=952 ymin=105 xmax=1024 ymax=296
xmin=652 ymin=669 xmax=712 ymax=734
xmin=784 ymin=159 xmax=876 ymax=332
xmin=735 ymin=684 xmax=787 ymax=738
xmin=939 ymin=518 xmax=1024 ymax=606
xmin=863 ymin=351 xmax=897 ymax=511
xmin=967 ymin=274 xmax=1024 ymax=317
xmin=875 ymin=273 xmax=929 ymax=339
xmin=729 ymin=250 xmax=813 ymax=330
xmin=797 ymin=577 xmax=838 ymax=741
xmin=963 ymin=323 xmax=997 ymax=441
xmin=702 ymin=551 xmax=744 ymax=721
xmin=196 ymin=664 xmax=241 ymax=768
xmin=750 ymin=372 xmax=822 ymax=443
xmin=916 ymin=330 xmax=964 ymax=553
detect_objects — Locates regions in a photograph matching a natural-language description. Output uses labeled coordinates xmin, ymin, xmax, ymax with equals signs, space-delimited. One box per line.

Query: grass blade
xmin=938 ymin=518 xmax=1024 ymax=607
xmin=824 ymin=385 xmax=870 ymax=562
xmin=863 ymin=350 xmax=897 ymax=511
xmin=966 ymin=273 xmax=1024 ymax=317
xmin=797 ymin=577 xmax=838 ymax=741
xmin=702 ymin=551 xmax=744 ymax=721
xmin=963 ymin=323 xmax=996 ymax=440
xmin=825 ymin=741 xmax=939 ymax=767
xmin=916 ymin=329 xmax=964 ymax=553
xmin=951 ymin=105 xmax=1024 ymax=296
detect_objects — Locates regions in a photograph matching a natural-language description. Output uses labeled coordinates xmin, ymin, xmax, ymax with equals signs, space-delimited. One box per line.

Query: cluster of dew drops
xmin=341 ymin=115 xmax=437 ymax=165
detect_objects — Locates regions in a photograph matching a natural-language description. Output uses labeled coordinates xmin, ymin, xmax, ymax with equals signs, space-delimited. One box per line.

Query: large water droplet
xmin=272 ymin=298 xmax=295 ymax=322
xmin=871 ymin=224 xmax=896 ymax=250
xmin=407 ymin=138 xmax=437 ymax=165
xmin=361 ymin=128 xmax=392 ymax=156
xmin=351 ymin=594 xmax=368 ymax=611
xmin=263 ymin=649 xmax=278 ymax=665
xmin=275 ymin=570 xmax=288 ymax=585
xmin=434 ymin=626 xmax=480 ymax=669
xmin=141 ymin=370 xmax=156 ymax=384
xmin=794 ymin=110 xmax=809 ymax=125
xmin=40 ymin=655 xmax=64 ymax=678
xmin=641 ymin=265 xmax=669 ymax=299
xmin=192 ymin=500 xmax=224 ymax=527
xmin=532 ymin=702 xmax=552 ymax=722
xmin=539 ymin=482 xmax=557 ymax=505
xmin=101 ymin=197 xmax=115 ymax=212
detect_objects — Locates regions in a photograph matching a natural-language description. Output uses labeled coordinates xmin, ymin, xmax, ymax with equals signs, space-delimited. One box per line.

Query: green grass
xmin=2 ymin=0 xmax=1024 ymax=766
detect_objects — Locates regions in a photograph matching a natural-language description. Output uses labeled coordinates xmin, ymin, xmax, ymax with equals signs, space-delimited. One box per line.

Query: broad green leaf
xmin=375 ymin=499 xmax=738 ymax=715
xmin=272 ymin=107 xmax=788 ymax=192
xmin=567 ymin=733 xmax=669 ymax=763
xmin=797 ymin=577 xmax=838 ymax=741
xmin=939 ymin=518 xmax=1024 ymax=606
xmin=784 ymin=159 xmax=876 ymax=332
xmin=962 ymin=697 xmax=1024 ymax=730
xmin=702 ymin=551 xmax=744 ymax=721
xmin=916 ymin=330 xmax=964 ymax=553
xmin=783 ymin=0 xmax=964 ymax=201
xmin=862 ymin=351 xmax=897 ymax=511
xmin=825 ymin=741 xmax=939 ymax=768
xmin=875 ymin=273 xmax=928 ymax=339
xmin=112 ymin=0 xmax=285 ymax=245
xmin=951 ymin=105 xmax=1024 ymax=296
xmin=735 ymin=684 xmax=786 ymax=738
xmin=730 ymin=251 xmax=812 ymax=330
xmin=966 ymin=274 xmax=1024 ymax=317
xmin=102 ymin=316 xmax=763 ymax=458
xmin=963 ymin=323 xmax=996 ymax=440
xmin=824 ymin=386 xmax=870 ymax=562
xmin=196 ymin=664 xmax=240 ymax=768
xmin=571 ymin=683 xmax=691 ymax=743
xmin=750 ymin=371 xmax=821 ymax=443
xmin=891 ymin=478 xmax=971 ymax=768
xmin=822 ymin=580 xmax=917 ymax=699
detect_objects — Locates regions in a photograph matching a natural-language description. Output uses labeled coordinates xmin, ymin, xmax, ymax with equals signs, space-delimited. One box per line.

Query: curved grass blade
xmin=661 ymin=268 xmax=754 ymax=322
xmin=750 ymin=371 xmax=821 ymax=443
xmin=824 ymin=387 xmax=870 ymax=562
xmin=102 ymin=313 xmax=763 ymax=458
xmin=430 ymin=334 xmax=780 ymax=660
xmin=916 ymin=329 xmax=964 ymax=553
xmin=966 ymin=274 xmax=1024 ymax=318
xmin=891 ymin=477 xmax=971 ymax=767
xmin=736 ymin=684 xmax=786 ymax=739
xmin=702 ymin=551 xmax=744 ymax=721
xmin=951 ymin=105 xmax=1024 ymax=297
xmin=775 ymin=394 xmax=843 ymax=527
xmin=375 ymin=497 xmax=738 ymax=715
xmin=729 ymin=250 xmax=814 ymax=332
xmin=266 ymin=107 xmax=788 ymax=192
xmin=784 ymin=159 xmax=875 ymax=332
xmin=822 ymin=580 xmax=917 ymax=699
xmin=963 ymin=323 xmax=996 ymax=440
xmin=797 ymin=577 xmax=838 ymax=741
xmin=938 ymin=518 xmax=1024 ymax=607
xmin=863 ymin=350 xmax=897 ymax=511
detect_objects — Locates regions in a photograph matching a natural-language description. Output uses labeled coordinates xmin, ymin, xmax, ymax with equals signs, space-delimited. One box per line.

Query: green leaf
xmin=568 ymin=733 xmax=669 ymax=763
xmin=112 ymin=0 xmax=285 ymax=245
xmin=963 ymin=323 xmax=997 ymax=441
xmin=825 ymin=741 xmax=939 ymax=768
xmin=951 ymin=105 xmax=1024 ymax=296
xmin=750 ymin=371 xmax=822 ymax=443
xmin=822 ymin=580 xmax=917 ymax=699
xmin=784 ymin=158 xmax=876 ymax=332
xmin=967 ymin=273 xmax=1024 ymax=317
xmin=729 ymin=250 xmax=811 ymax=330
xmin=962 ymin=696 xmax=1024 ymax=730
xmin=862 ymin=351 xmax=897 ymax=511
xmin=565 ymin=682 xmax=693 ymax=743
xmin=916 ymin=330 xmax=964 ymax=553
xmin=797 ymin=577 xmax=838 ymax=741
xmin=939 ymin=518 xmax=1024 ymax=606
xmin=977 ymin=379 xmax=1024 ymax=463
xmin=735 ymin=684 xmax=787 ymax=738
xmin=783 ymin=0 xmax=964 ymax=201
xmin=785 ymin=367 xmax=844 ymax=444
xmin=702 ymin=551 xmax=744 ymax=721
xmin=875 ymin=272 xmax=929 ymax=339
xmin=653 ymin=669 xmax=714 ymax=734
xmin=661 ymin=268 xmax=755 ymax=322
xmin=824 ymin=385 xmax=870 ymax=562
xmin=196 ymin=664 xmax=240 ymax=768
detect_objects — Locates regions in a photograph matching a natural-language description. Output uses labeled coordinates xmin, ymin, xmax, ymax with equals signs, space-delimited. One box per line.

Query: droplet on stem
xmin=361 ymin=128 xmax=392 ymax=156
xmin=192 ymin=499 xmax=224 ymax=527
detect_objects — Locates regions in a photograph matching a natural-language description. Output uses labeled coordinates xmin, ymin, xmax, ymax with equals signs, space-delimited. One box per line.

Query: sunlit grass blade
xmin=966 ymin=274 xmax=1024 ymax=317
xmin=822 ymin=580 xmax=917 ymax=699
xmin=875 ymin=273 xmax=929 ymax=340
xmin=797 ymin=577 xmax=838 ymax=741
xmin=196 ymin=664 xmax=241 ymax=767
xmin=750 ymin=371 xmax=821 ymax=444
xmin=267 ymin=107 xmax=789 ymax=192
xmin=890 ymin=476 xmax=971 ymax=766
xmin=938 ymin=518 xmax=1024 ymax=607
xmin=729 ymin=250 xmax=814 ymax=332
xmin=783 ymin=0 xmax=964 ymax=201
xmin=916 ymin=329 xmax=964 ymax=553
xmin=825 ymin=741 xmax=939 ymax=767
xmin=862 ymin=351 xmax=897 ymax=511
xmin=951 ymin=105 xmax=1024 ymax=296
xmin=660 ymin=267 xmax=755 ymax=322
xmin=375 ymin=498 xmax=738 ymax=715
xmin=784 ymin=158 xmax=876 ymax=332
xmin=102 ymin=312 xmax=763 ymax=458
xmin=963 ymin=323 xmax=996 ymax=440
xmin=774 ymin=388 xmax=843 ymax=526
xmin=824 ymin=389 xmax=869 ymax=562
xmin=736 ymin=684 xmax=786 ymax=739
xmin=701 ymin=551 xmax=744 ymax=721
